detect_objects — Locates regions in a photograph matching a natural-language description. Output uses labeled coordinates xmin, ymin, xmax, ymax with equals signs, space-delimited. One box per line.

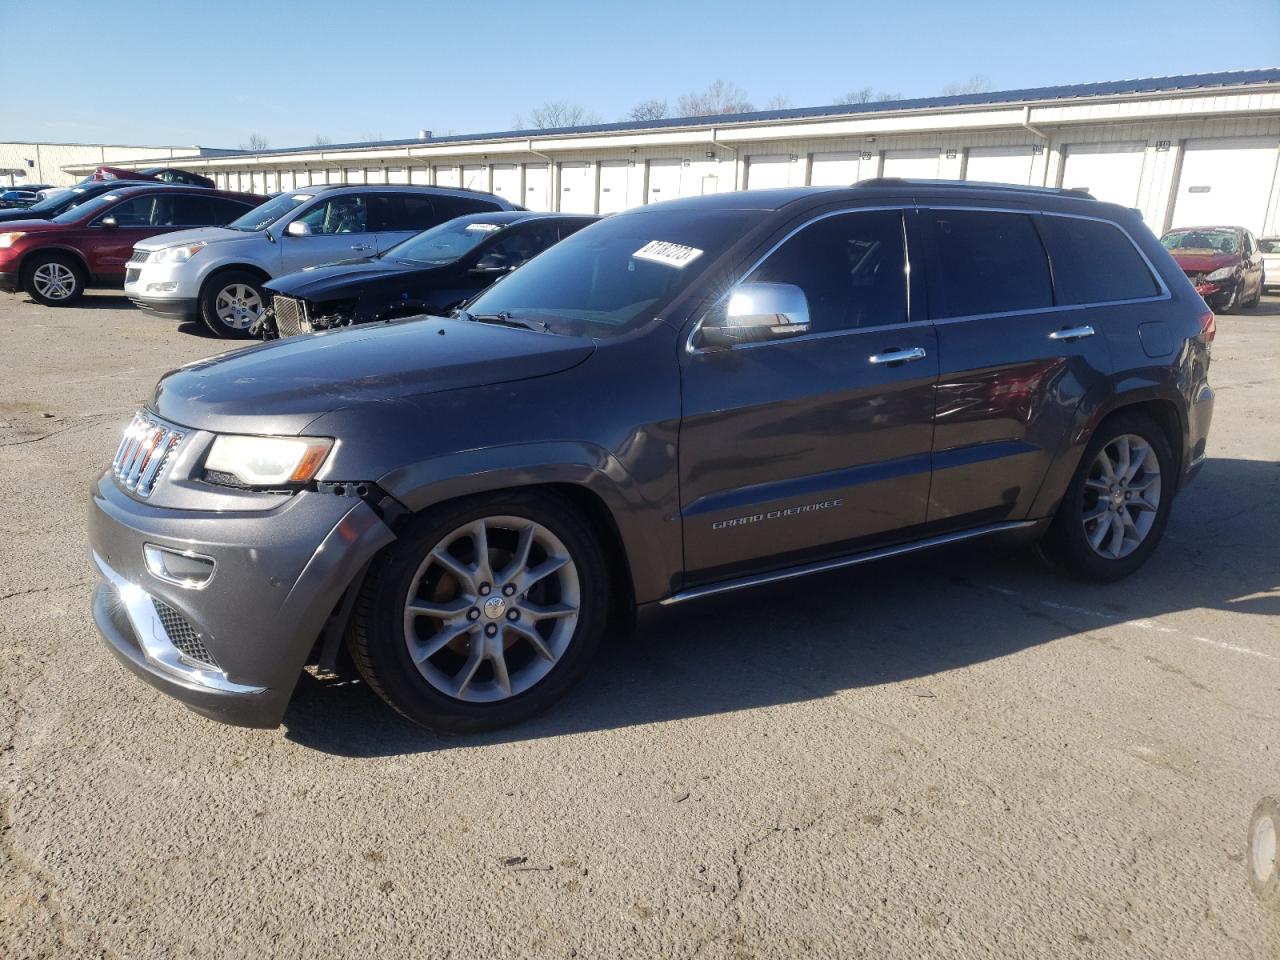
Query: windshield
xmin=462 ymin=208 xmax=764 ymax=338
xmin=52 ymin=192 xmax=124 ymax=223
xmin=23 ymin=188 xmax=91 ymax=215
xmin=386 ymin=217 xmax=509 ymax=265
xmin=227 ymin=192 xmax=313 ymax=232
xmin=1260 ymin=239 xmax=1280 ymax=254
xmin=1161 ymin=229 xmax=1239 ymax=254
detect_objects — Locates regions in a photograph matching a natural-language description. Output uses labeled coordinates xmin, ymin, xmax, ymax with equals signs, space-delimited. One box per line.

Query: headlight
xmin=1205 ymin=266 xmax=1236 ymax=282
xmin=203 ymin=435 xmax=333 ymax=487
xmin=0 ymin=232 xmax=25 ymax=248
xmin=152 ymin=242 xmax=207 ymax=264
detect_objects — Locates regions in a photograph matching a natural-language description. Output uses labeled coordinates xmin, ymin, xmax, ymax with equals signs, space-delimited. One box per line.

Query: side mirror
xmin=99 ymin=215 xmax=118 ymax=229
xmin=697 ymin=282 xmax=811 ymax=349
xmin=285 ymin=220 xmax=312 ymax=237
xmin=471 ymin=252 xmax=513 ymax=274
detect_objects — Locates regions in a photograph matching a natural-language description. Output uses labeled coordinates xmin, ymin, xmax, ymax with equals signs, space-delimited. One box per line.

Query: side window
xmin=1243 ymin=232 xmax=1255 ymax=257
xmin=482 ymin=222 xmax=559 ymax=268
xmin=369 ymin=194 xmax=438 ymax=231
xmin=434 ymin=195 xmax=502 ymax=220
xmin=209 ymin=197 xmax=255 ymax=224
xmin=928 ymin=210 xmax=1052 ymax=318
xmin=1036 ymin=215 xmax=1159 ymax=305
xmin=744 ymin=209 xmax=907 ymax=333
xmin=96 ymin=195 xmax=156 ymax=227
xmin=168 ymin=195 xmax=214 ymax=226
xmin=296 ymin=194 xmax=368 ymax=235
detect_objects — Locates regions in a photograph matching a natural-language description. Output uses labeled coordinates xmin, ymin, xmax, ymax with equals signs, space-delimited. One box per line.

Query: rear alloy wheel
xmin=1249 ymin=797 xmax=1280 ymax=910
xmin=1038 ymin=411 xmax=1174 ymax=581
xmin=24 ymin=254 xmax=85 ymax=306
xmin=200 ymin=271 xmax=266 ymax=339
xmin=350 ymin=492 xmax=609 ymax=731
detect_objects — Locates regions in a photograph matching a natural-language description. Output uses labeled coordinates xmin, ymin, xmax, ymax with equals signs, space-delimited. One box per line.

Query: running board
xmin=660 ymin=521 xmax=1038 ymax=606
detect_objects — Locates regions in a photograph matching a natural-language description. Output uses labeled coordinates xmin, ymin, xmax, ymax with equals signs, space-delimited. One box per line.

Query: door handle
xmin=868 ymin=346 xmax=927 ymax=365
xmin=350 ymin=243 xmax=373 ymax=252
xmin=1048 ymin=324 xmax=1095 ymax=341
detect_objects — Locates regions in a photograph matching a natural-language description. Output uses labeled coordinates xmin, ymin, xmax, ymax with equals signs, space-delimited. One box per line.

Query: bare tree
xmin=518 ymin=101 xmax=602 ymax=129
xmin=677 ymin=80 xmax=755 ymax=117
xmin=241 ymin=132 xmax=269 ymax=151
xmin=312 ymin=135 xmax=332 ymax=146
xmin=834 ymin=88 xmax=902 ymax=104
xmin=763 ymin=95 xmax=792 ymax=110
xmin=942 ymin=74 xmax=992 ymax=96
xmin=627 ymin=98 xmax=669 ymax=122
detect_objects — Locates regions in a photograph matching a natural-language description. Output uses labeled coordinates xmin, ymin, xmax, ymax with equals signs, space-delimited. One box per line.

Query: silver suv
xmin=124 ymin=185 xmax=519 ymax=337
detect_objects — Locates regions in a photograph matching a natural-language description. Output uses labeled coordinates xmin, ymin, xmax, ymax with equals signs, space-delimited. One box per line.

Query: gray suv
xmin=88 ymin=179 xmax=1215 ymax=732
xmin=124 ymin=185 xmax=519 ymax=337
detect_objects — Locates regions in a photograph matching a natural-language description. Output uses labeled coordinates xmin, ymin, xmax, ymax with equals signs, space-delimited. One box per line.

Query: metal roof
xmin=214 ymin=68 xmax=1280 ymax=161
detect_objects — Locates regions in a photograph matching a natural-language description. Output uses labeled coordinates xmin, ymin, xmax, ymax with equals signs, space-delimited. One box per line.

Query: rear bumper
xmin=1183 ymin=381 xmax=1214 ymax=488
xmin=87 ymin=474 xmax=396 ymax=728
xmin=129 ymin=295 xmax=199 ymax=320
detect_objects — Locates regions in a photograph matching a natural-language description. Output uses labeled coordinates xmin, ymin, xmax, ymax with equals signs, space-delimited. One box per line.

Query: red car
xmin=1160 ymin=225 xmax=1267 ymax=314
xmin=86 ymin=165 xmax=217 ymax=189
xmin=0 ymin=184 xmax=260 ymax=306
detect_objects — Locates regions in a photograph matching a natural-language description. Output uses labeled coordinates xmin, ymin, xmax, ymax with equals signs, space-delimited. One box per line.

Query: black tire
xmin=1249 ymin=797 xmax=1280 ymax=910
xmin=348 ymin=490 xmax=611 ymax=732
xmin=22 ymin=252 xmax=86 ymax=307
xmin=1037 ymin=410 xmax=1175 ymax=582
xmin=199 ymin=269 xmax=267 ymax=339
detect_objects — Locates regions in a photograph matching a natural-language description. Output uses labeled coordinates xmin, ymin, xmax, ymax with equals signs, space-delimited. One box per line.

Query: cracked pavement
xmin=1 ymin=290 xmax=1278 ymax=958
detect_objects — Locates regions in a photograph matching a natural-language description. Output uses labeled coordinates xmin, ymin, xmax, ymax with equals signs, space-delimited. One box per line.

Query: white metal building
xmin=1 ymin=142 xmax=236 ymax=188
xmin=65 ymin=69 xmax=1280 ymax=235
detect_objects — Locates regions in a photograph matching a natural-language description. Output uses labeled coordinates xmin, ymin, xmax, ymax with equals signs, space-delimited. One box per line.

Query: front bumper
xmin=128 ymin=295 xmax=199 ymax=320
xmin=1193 ymin=276 xmax=1240 ymax=310
xmin=88 ymin=473 xmax=396 ymax=727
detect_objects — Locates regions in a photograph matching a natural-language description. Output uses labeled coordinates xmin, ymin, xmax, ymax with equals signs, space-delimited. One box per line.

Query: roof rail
xmin=854 ymin=177 xmax=1095 ymax=200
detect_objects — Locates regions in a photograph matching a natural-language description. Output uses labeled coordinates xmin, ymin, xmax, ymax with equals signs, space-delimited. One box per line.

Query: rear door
xmin=920 ymin=207 xmax=1117 ymax=528
xmin=679 ymin=206 xmax=938 ymax=583
xmin=370 ymin=192 xmax=439 ymax=252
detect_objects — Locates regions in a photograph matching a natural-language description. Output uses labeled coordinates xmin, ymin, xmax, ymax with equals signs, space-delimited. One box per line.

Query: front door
xmin=679 ymin=208 xmax=938 ymax=585
xmin=280 ymin=192 xmax=378 ymax=273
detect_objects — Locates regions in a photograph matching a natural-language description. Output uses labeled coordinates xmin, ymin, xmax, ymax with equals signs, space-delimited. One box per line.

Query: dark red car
xmin=0 ymin=184 xmax=260 ymax=306
xmin=1160 ymin=225 xmax=1267 ymax=314
xmin=86 ymin=165 xmax=217 ymax=189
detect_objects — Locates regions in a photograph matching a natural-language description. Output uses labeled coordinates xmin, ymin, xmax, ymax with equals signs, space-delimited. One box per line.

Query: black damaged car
xmin=264 ymin=211 xmax=598 ymax=336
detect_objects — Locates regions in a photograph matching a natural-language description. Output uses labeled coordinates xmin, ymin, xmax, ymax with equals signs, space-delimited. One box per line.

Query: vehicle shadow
xmin=282 ymin=456 xmax=1279 ymax=756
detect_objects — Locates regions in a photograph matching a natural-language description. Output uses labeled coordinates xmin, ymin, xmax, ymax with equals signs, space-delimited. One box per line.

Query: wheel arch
xmin=197 ymin=262 xmax=272 ymax=303
xmin=18 ymin=245 xmax=91 ymax=283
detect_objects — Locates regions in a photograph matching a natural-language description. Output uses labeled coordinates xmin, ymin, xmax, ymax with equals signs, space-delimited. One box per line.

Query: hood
xmin=151 ymin=316 xmax=595 ymax=435
xmin=133 ymin=225 xmax=255 ymax=251
xmin=0 ymin=218 xmax=67 ymax=233
xmin=1168 ymin=249 xmax=1239 ymax=273
xmin=0 ymin=209 xmax=54 ymax=224
xmin=267 ymin=258 xmax=436 ymax=299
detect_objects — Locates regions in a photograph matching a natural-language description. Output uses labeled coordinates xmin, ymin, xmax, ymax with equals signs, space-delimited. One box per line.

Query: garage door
xmin=746 ymin=155 xmax=796 ymax=189
xmin=965 ymin=145 xmax=1036 ymax=185
xmin=882 ymin=148 xmax=939 ymax=179
xmin=1170 ymin=137 xmax=1280 ymax=235
xmin=462 ymin=164 xmax=487 ymax=191
xmin=1060 ymin=142 xmax=1146 ymax=206
xmin=598 ymin=161 xmax=632 ymax=213
xmin=524 ymin=164 xmax=550 ymax=210
xmin=490 ymin=164 xmax=520 ymax=204
xmin=810 ymin=152 xmax=862 ymax=186
xmin=410 ymin=166 xmax=429 ymax=185
xmin=647 ymin=159 xmax=682 ymax=204
xmin=559 ymin=162 xmax=594 ymax=213
xmin=344 ymin=168 xmax=365 ymax=184
xmin=434 ymin=166 xmax=460 ymax=189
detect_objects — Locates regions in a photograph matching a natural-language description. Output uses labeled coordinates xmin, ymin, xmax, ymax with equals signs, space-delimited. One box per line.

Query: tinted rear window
xmin=434 ymin=194 xmax=501 ymax=219
xmin=928 ymin=210 xmax=1052 ymax=318
xmin=1038 ymin=215 xmax=1159 ymax=304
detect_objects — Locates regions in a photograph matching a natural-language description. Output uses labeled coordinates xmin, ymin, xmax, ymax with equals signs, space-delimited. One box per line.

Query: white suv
xmin=125 ymin=185 xmax=518 ymax=337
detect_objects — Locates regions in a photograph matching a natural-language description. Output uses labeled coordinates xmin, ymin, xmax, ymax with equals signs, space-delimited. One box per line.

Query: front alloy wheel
xmin=25 ymin=255 xmax=85 ymax=306
xmin=350 ymin=492 xmax=609 ymax=731
xmin=200 ymin=270 xmax=267 ymax=339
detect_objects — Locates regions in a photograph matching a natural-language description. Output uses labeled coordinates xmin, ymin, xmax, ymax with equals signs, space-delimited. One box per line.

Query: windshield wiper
xmin=456 ymin=309 xmax=550 ymax=333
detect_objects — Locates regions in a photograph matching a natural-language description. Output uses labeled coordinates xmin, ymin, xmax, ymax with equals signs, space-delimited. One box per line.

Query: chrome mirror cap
xmin=699 ymin=281 xmax=811 ymax=349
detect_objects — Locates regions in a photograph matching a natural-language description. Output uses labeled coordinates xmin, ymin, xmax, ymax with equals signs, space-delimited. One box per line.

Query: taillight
xmin=1199 ymin=309 xmax=1216 ymax=343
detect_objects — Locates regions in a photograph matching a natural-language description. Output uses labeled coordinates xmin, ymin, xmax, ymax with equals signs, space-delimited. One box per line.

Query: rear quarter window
xmin=1036 ymin=215 xmax=1160 ymax=304
xmin=927 ymin=210 xmax=1053 ymax=318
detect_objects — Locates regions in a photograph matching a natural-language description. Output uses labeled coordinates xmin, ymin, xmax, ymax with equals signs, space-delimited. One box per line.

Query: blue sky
xmin=2 ymin=0 xmax=1277 ymax=150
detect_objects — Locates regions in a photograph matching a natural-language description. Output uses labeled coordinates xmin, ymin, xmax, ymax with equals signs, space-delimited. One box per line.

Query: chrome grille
xmin=111 ymin=412 xmax=185 ymax=497
xmin=273 ymin=295 xmax=311 ymax=337
xmin=152 ymin=598 xmax=219 ymax=669
xmin=128 ymin=249 xmax=151 ymax=264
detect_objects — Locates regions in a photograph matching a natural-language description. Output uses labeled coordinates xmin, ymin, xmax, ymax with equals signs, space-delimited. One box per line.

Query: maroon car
xmin=0 ymin=184 xmax=259 ymax=306
xmin=85 ymin=165 xmax=217 ymax=189
xmin=1160 ymin=225 xmax=1266 ymax=314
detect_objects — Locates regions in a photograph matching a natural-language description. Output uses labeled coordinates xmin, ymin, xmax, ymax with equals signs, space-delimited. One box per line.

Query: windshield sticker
xmin=465 ymin=223 xmax=502 ymax=233
xmin=633 ymin=240 xmax=704 ymax=268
